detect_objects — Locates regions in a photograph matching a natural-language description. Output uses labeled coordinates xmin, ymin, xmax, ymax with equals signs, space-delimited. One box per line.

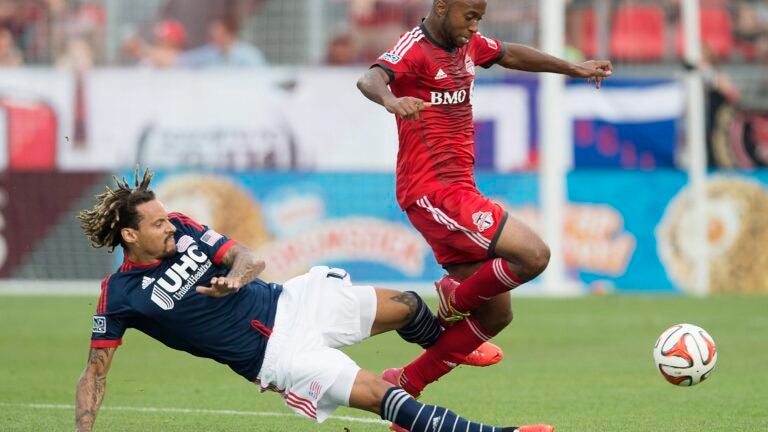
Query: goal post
xmin=536 ymin=0 xmax=709 ymax=295
xmin=538 ymin=0 xmax=570 ymax=295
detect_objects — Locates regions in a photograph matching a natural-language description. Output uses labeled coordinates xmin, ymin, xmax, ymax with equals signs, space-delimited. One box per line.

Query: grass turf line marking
xmin=0 ymin=402 xmax=388 ymax=425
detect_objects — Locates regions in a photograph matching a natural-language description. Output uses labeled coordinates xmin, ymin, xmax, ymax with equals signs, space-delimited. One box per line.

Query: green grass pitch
xmin=1 ymin=294 xmax=767 ymax=431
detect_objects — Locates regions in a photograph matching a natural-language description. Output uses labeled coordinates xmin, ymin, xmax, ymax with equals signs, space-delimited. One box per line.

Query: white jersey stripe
xmin=391 ymin=32 xmax=415 ymax=55
xmin=418 ymin=197 xmax=491 ymax=249
xmin=394 ymin=32 xmax=424 ymax=58
xmin=391 ymin=27 xmax=421 ymax=54
xmin=418 ymin=197 xmax=489 ymax=249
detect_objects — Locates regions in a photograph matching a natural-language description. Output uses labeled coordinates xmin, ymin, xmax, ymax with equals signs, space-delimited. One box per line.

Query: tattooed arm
xmin=75 ymin=347 xmax=116 ymax=432
xmin=196 ymin=243 xmax=266 ymax=298
xmin=221 ymin=243 xmax=265 ymax=285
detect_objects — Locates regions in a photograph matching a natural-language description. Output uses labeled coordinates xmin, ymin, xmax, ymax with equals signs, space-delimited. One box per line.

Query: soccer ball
xmin=653 ymin=323 xmax=717 ymax=386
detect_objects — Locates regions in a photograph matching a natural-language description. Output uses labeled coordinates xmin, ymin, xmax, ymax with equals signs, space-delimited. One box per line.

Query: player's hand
xmin=384 ymin=97 xmax=432 ymax=121
xmin=574 ymin=60 xmax=613 ymax=89
xmin=196 ymin=276 xmax=243 ymax=298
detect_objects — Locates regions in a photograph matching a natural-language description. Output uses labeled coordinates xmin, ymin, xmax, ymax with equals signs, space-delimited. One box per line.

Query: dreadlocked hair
xmin=78 ymin=166 xmax=156 ymax=252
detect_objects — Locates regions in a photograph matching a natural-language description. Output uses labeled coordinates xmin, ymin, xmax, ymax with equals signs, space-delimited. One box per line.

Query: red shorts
xmin=405 ymin=184 xmax=508 ymax=266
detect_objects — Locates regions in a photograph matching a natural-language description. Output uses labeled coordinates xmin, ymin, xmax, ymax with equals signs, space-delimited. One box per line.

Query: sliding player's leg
xmin=348 ymin=369 xmax=555 ymax=432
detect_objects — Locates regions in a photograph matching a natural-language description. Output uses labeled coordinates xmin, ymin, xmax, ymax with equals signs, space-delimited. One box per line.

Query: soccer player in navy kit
xmin=357 ymin=0 xmax=612 ymax=408
xmin=74 ymin=168 xmax=553 ymax=432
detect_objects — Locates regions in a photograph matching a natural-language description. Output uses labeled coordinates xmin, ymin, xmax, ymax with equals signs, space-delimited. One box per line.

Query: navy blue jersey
xmin=90 ymin=212 xmax=282 ymax=381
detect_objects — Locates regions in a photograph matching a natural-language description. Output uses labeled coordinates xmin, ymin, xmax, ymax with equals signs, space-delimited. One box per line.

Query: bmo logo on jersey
xmin=430 ymin=89 xmax=469 ymax=105
xmin=149 ymin=242 xmax=212 ymax=310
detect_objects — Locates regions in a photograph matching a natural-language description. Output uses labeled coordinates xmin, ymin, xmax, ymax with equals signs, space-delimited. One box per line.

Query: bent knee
xmin=522 ymin=242 xmax=550 ymax=279
xmin=532 ymin=243 xmax=551 ymax=274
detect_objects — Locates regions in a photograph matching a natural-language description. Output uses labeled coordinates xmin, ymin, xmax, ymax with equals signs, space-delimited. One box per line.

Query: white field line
xmin=0 ymin=402 xmax=388 ymax=425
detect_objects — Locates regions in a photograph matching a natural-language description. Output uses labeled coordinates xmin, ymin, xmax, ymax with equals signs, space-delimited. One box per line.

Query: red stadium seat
xmin=676 ymin=7 xmax=734 ymax=60
xmin=609 ymin=4 xmax=667 ymax=61
xmin=571 ymin=7 xmax=598 ymax=59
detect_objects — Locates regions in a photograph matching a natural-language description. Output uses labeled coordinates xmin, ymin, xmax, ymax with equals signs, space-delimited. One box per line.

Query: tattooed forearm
xmin=75 ymin=348 xmax=115 ymax=431
xmin=221 ymin=243 xmax=265 ymax=285
xmin=390 ymin=292 xmax=419 ymax=321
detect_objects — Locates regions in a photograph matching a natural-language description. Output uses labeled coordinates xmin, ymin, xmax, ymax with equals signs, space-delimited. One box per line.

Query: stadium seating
xmin=570 ymin=7 xmax=598 ymax=59
xmin=676 ymin=7 xmax=734 ymax=60
xmin=609 ymin=4 xmax=667 ymax=61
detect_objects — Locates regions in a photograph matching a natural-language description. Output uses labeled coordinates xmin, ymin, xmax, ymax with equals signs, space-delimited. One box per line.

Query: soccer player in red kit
xmin=357 ymin=0 xmax=612 ymax=403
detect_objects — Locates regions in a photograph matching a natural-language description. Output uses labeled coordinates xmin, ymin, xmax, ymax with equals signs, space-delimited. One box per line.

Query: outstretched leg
xmin=347 ymin=370 xmax=553 ymax=432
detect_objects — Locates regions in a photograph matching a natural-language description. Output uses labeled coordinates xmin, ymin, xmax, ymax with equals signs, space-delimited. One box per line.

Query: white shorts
xmin=256 ymin=266 xmax=377 ymax=422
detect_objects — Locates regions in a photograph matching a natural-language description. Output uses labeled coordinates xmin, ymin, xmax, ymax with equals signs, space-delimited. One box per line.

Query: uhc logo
xmin=150 ymin=243 xmax=211 ymax=310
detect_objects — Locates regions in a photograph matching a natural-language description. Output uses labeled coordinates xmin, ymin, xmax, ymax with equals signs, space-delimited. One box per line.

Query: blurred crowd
xmin=0 ymin=0 xmax=767 ymax=69
xmin=0 ymin=0 xmax=270 ymax=69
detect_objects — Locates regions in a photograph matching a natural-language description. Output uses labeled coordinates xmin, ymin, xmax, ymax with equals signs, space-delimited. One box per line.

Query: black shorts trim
xmin=487 ymin=211 xmax=509 ymax=259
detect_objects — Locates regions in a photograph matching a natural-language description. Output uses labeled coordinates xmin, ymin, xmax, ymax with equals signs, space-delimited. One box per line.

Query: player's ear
xmin=435 ymin=0 xmax=448 ymax=16
xmin=121 ymin=227 xmax=139 ymax=246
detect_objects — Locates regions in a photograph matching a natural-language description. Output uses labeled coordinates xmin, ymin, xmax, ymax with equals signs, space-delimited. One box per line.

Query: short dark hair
xmin=79 ymin=167 xmax=156 ymax=252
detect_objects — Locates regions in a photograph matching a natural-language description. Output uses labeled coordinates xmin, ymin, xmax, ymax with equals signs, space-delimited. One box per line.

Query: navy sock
xmin=380 ymin=387 xmax=516 ymax=432
xmin=396 ymin=291 xmax=442 ymax=349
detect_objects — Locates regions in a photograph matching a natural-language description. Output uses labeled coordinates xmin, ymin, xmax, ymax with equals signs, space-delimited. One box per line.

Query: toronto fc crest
xmin=472 ymin=211 xmax=494 ymax=232
xmin=464 ymin=55 xmax=476 ymax=75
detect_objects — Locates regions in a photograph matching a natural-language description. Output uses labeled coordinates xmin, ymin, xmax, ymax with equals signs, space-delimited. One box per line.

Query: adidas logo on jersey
xmin=141 ymin=276 xmax=155 ymax=289
xmin=434 ymin=68 xmax=447 ymax=80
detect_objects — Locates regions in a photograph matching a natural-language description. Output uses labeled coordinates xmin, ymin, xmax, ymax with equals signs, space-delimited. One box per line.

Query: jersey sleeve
xmin=168 ymin=212 xmax=236 ymax=266
xmin=372 ymin=30 xmax=422 ymax=83
xmin=472 ymin=32 xmax=504 ymax=68
xmin=91 ymin=275 xmax=127 ymax=348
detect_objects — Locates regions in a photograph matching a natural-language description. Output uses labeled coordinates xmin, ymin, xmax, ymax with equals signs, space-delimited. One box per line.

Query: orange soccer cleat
xmin=510 ymin=424 xmax=555 ymax=432
xmin=463 ymin=340 xmax=504 ymax=367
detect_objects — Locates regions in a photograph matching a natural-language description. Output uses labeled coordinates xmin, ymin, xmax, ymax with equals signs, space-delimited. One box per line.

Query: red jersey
xmin=374 ymin=24 xmax=504 ymax=209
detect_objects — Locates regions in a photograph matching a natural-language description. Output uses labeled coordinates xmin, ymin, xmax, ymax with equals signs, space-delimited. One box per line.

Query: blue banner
xmin=130 ymin=170 xmax=768 ymax=295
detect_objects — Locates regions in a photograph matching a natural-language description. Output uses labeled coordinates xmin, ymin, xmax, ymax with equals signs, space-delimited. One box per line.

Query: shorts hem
xmin=488 ymin=211 xmax=509 ymax=258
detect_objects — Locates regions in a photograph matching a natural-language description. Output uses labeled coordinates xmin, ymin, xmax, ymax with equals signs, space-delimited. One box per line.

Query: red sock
xmin=453 ymin=258 xmax=523 ymax=312
xmin=401 ymin=317 xmax=496 ymax=394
